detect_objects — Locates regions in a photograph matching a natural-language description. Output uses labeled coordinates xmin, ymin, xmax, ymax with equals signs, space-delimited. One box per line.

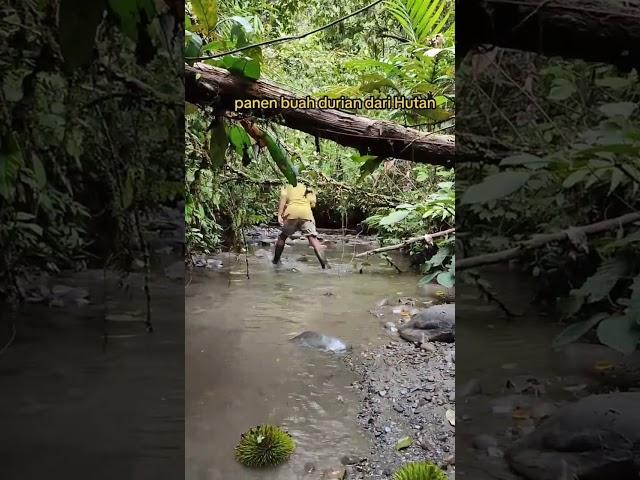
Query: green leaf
xmin=220 ymin=55 xmax=260 ymax=80
xmin=499 ymin=154 xmax=549 ymax=169
xmin=379 ymin=209 xmax=410 ymax=226
xmin=574 ymin=258 xmax=627 ymax=304
xmin=191 ymin=0 xmax=218 ymax=35
xmin=227 ymin=125 xmax=252 ymax=157
xmin=185 ymin=30 xmax=203 ymax=58
xmin=395 ymin=436 xmax=413 ymax=451
xmin=552 ymin=313 xmax=607 ymax=349
xmin=358 ymin=156 xmax=383 ymax=182
xmin=262 ymin=131 xmax=296 ymax=186
xmin=3 ymin=69 xmax=30 ymax=102
xmin=597 ymin=316 xmax=640 ymax=354
xmin=563 ymin=169 xmax=589 ymax=188
xmin=209 ymin=118 xmax=228 ymax=169
xmin=436 ymin=271 xmax=455 ymax=288
xmin=599 ymin=102 xmax=637 ymax=119
xmin=548 ymin=78 xmax=576 ymax=101
xmin=351 ymin=154 xmax=378 ymax=164
xmin=31 ymin=155 xmax=47 ymax=190
xmin=0 ymin=131 xmax=24 ymax=200
xmin=460 ymin=172 xmax=531 ymax=204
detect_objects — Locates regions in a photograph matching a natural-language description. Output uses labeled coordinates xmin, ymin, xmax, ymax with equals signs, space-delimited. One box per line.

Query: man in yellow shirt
xmin=273 ymin=182 xmax=329 ymax=269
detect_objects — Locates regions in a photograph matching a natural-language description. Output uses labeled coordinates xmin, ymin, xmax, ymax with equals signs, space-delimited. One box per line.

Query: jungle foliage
xmin=0 ymin=0 xmax=183 ymax=301
xmin=184 ymin=0 xmax=455 ymax=283
xmin=458 ymin=51 xmax=640 ymax=352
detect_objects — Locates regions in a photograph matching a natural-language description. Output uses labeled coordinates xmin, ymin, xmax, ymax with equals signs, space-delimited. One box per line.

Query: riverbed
xmin=185 ymin=235 xmax=445 ymax=479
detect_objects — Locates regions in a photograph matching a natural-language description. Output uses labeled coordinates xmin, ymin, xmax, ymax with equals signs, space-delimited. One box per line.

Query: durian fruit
xmin=234 ymin=425 xmax=295 ymax=468
xmin=393 ymin=462 xmax=448 ymax=480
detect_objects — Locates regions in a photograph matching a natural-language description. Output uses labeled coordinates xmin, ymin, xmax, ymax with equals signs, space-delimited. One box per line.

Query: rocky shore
xmin=344 ymin=292 xmax=456 ymax=479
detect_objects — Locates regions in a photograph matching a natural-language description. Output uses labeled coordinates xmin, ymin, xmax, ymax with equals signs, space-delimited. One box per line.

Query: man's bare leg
xmin=307 ymin=235 xmax=330 ymax=269
xmin=273 ymin=233 xmax=287 ymax=264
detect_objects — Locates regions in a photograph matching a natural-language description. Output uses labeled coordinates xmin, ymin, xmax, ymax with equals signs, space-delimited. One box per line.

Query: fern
xmin=384 ymin=0 xmax=452 ymax=43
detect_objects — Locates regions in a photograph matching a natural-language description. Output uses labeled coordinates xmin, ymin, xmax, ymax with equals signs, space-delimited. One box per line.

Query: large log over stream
xmin=457 ymin=0 xmax=640 ymax=68
xmin=185 ymin=64 xmax=455 ymax=166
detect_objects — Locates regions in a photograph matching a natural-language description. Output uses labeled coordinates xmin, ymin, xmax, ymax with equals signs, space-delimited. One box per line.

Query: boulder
xmin=506 ymin=393 xmax=640 ymax=479
xmin=399 ymin=304 xmax=455 ymax=343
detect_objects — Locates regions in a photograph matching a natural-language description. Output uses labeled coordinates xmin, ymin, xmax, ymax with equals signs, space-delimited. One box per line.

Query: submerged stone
xmin=289 ymin=331 xmax=351 ymax=353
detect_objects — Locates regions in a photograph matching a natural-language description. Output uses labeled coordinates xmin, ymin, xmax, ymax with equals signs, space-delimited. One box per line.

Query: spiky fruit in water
xmin=393 ymin=462 xmax=448 ymax=480
xmin=234 ymin=425 xmax=295 ymax=468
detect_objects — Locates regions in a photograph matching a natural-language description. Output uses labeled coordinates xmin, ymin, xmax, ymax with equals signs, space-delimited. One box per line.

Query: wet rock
xmin=506 ymin=392 xmax=640 ymax=480
xmin=399 ymin=304 xmax=455 ymax=343
xmin=290 ymin=331 xmax=351 ymax=353
xmin=206 ymin=258 xmax=222 ymax=268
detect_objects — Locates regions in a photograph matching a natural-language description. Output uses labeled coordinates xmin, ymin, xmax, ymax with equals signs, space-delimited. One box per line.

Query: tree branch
xmin=185 ymin=64 xmax=455 ymax=165
xmin=457 ymin=212 xmax=640 ymax=270
xmin=355 ymin=228 xmax=455 ymax=257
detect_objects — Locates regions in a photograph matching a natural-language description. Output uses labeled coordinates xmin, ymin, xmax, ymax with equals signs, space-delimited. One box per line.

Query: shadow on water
xmin=0 ymin=261 xmax=185 ymax=480
xmin=186 ymin=241 xmax=420 ymax=480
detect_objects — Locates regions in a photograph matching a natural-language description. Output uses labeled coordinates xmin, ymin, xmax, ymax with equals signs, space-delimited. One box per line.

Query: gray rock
xmin=289 ymin=331 xmax=351 ymax=353
xmin=506 ymin=393 xmax=640 ymax=480
xmin=399 ymin=304 xmax=455 ymax=343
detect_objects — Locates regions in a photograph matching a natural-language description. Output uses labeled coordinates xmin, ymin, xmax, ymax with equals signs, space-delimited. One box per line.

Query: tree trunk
xmin=185 ymin=64 xmax=455 ymax=166
xmin=457 ymin=0 xmax=640 ymax=68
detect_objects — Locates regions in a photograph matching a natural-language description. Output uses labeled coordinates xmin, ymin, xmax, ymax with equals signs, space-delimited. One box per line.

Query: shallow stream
xmin=186 ymin=240 xmax=421 ymax=480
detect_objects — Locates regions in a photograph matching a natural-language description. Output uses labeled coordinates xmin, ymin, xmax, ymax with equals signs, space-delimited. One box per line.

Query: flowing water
xmin=185 ymin=240 xmax=421 ymax=480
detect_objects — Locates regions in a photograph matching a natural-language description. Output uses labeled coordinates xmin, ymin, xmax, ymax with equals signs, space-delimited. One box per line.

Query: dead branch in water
xmin=355 ymin=228 xmax=455 ymax=258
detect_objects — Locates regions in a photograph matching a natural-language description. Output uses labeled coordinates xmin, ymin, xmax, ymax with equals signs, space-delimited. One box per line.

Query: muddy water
xmin=186 ymin=241 xmax=420 ymax=480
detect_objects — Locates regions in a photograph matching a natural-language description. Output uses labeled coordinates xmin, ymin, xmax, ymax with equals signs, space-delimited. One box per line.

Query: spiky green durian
xmin=393 ymin=462 xmax=448 ymax=480
xmin=234 ymin=425 xmax=295 ymax=468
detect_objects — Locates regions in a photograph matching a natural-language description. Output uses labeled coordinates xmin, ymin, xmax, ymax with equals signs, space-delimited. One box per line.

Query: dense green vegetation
xmin=185 ymin=0 xmax=455 ymax=283
xmin=458 ymin=52 xmax=640 ymax=352
xmin=0 ymin=1 xmax=182 ymax=302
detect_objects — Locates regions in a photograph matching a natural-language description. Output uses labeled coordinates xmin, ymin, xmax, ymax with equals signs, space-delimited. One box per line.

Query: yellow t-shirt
xmin=281 ymin=184 xmax=316 ymax=221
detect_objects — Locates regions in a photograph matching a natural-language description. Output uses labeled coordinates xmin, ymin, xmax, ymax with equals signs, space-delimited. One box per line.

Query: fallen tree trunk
xmin=356 ymin=228 xmax=456 ymax=258
xmin=457 ymin=0 xmax=640 ymax=68
xmin=185 ymin=64 xmax=455 ymax=166
xmin=457 ymin=212 xmax=640 ymax=270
